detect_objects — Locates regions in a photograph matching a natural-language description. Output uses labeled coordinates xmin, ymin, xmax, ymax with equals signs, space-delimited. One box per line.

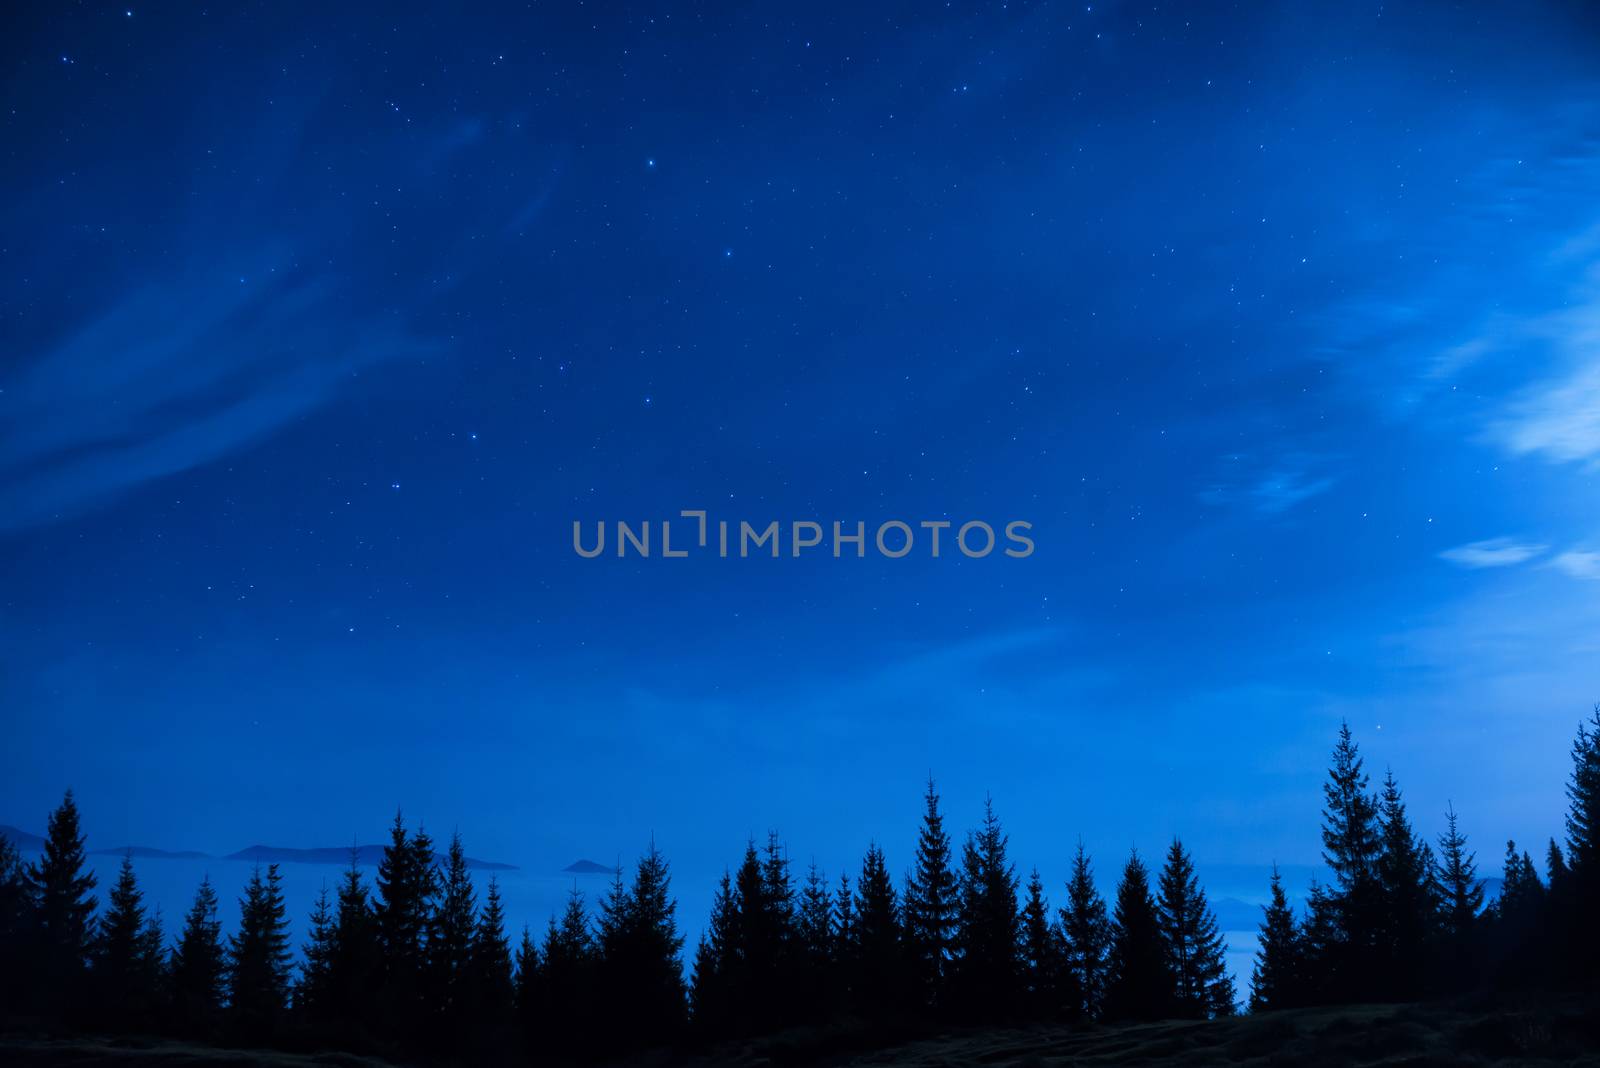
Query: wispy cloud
xmin=1550 ymin=549 xmax=1600 ymax=580
xmin=1200 ymin=453 xmax=1340 ymax=515
xmin=1494 ymin=353 xmax=1600 ymax=467
xmin=0 ymin=264 xmax=433 ymax=533
xmin=1438 ymin=537 xmax=1547 ymax=569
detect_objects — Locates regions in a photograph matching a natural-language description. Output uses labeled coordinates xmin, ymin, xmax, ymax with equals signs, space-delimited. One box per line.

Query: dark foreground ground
xmin=5 ymin=996 xmax=1599 ymax=1067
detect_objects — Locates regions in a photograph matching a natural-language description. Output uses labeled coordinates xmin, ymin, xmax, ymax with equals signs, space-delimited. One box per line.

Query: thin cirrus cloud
xmin=1437 ymin=537 xmax=1548 ymax=570
xmin=0 ymin=264 xmax=432 ymax=535
xmin=1549 ymin=549 xmax=1600 ymax=580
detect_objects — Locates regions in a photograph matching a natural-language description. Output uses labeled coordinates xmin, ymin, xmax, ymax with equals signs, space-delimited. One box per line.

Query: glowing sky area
xmin=3 ymin=3 xmax=1599 ymax=950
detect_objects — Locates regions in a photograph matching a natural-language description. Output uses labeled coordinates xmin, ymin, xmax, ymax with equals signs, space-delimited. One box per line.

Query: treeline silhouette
xmin=0 ymin=709 xmax=1596 ymax=1064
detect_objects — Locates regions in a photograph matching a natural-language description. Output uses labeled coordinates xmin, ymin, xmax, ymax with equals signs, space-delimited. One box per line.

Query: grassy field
xmin=4 ymin=996 xmax=1598 ymax=1067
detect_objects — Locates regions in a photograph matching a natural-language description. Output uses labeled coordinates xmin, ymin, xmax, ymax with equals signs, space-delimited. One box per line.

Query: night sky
xmin=3 ymin=1 xmax=1599 ymax=934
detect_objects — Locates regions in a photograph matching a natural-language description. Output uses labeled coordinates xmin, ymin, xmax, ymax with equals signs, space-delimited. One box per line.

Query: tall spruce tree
xmin=1104 ymin=850 xmax=1171 ymax=1022
xmin=1432 ymin=805 xmax=1483 ymax=991
xmin=1566 ymin=705 xmax=1600 ymax=878
xmin=539 ymin=888 xmax=596 ymax=1057
xmin=1156 ymin=839 xmax=1233 ymax=1018
xmin=1319 ymin=723 xmax=1382 ymax=999
xmin=796 ymin=860 xmax=835 ymax=1018
xmin=1296 ymin=879 xmax=1340 ymax=1004
xmin=170 ymin=876 xmax=225 ymax=1035
xmin=374 ymin=812 xmax=434 ymax=1030
xmin=1020 ymin=868 xmax=1064 ymax=1016
xmin=689 ymin=870 xmax=739 ymax=1034
xmin=953 ymin=797 xmax=1021 ymax=1020
xmin=295 ymin=885 xmax=337 ymax=1023
xmin=596 ymin=842 xmax=686 ymax=1045
xmin=465 ymin=876 xmax=516 ymax=1054
xmin=92 ymin=855 xmax=164 ymax=1028
xmin=425 ymin=832 xmax=478 ymax=1048
xmin=1434 ymin=805 xmax=1483 ymax=940
xmin=1374 ymin=771 xmax=1434 ymax=999
xmin=1248 ymin=866 xmax=1300 ymax=1012
xmin=328 ymin=855 xmax=380 ymax=1031
xmin=1059 ymin=842 xmax=1110 ymax=1020
xmin=903 ymin=776 xmax=957 ymax=1012
xmin=852 ymin=843 xmax=903 ymax=1019
xmin=513 ymin=924 xmax=540 ymax=1055
xmin=228 ymin=864 xmax=292 ymax=1036
xmin=25 ymin=790 xmax=98 ymax=1007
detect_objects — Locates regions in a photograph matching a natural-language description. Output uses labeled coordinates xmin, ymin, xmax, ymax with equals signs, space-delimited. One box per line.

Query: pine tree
xmin=295 ymin=884 xmax=337 ymax=1023
xmin=689 ymin=870 xmax=738 ymax=1033
xmin=1249 ymin=866 xmax=1300 ymax=1012
xmin=953 ymin=796 xmax=1021 ymax=1020
xmin=1434 ymin=805 xmax=1484 ymax=942
xmin=1156 ymin=839 xmax=1233 ymax=1018
xmin=513 ymin=922 xmax=540 ymax=1054
xmin=1319 ymin=723 xmax=1382 ymax=999
xmin=170 ymin=876 xmax=226 ymax=1035
xmin=1296 ymin=879 xmax=1341 ymax=1004
xmin=25 ymin=790 xmax=98 ymax=1007
xmin=465 ymin=876 xmax=515 ymax=1054
xmin=539 ymin=888 xmax=595 ymax=1057
xmin=1565 ymin=705 xmax=1600 ymax=878
xmin=374 ymin=812 xmax=434 ymax=1031
xmin=92 ymin=855 xmax=163 ymax=1027
xmin=1104 ymin=849 xmax=1171 ymax=1022
xmin=328 ymin=854 xmax=380 ymax=1031
xmin=833 ymin=871 xmax=855 ymax=974
xmin=796 ymin=861 xmax=835 ymax=1018
xmin=228 ymin=864 xmax=292 ymax=1036
xmin=903 ymin=776 xmax=958 ymax=1012
xmin=1374 ymin=771 xmax=1433 ymax=999
xmin=852 ymin=842 xmax=903 ymax=1019
xmin=1496 ymin=840 xmax=1544 ymax=922
xmin=1020 ymin=868 xmax=1064 ymax=1016
xmin=596 ymin=842 xmax=686 ymax=1045
xmin=425 ymin=832 xmax=478 ymax=1048
xmin=1059 ymin=842 xmax=1110 ymax=1020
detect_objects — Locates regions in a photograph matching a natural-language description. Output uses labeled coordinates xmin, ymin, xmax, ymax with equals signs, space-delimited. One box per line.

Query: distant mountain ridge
xmin=0 ymin=825 xmax=515 ymax=871
xmin=563 ymin=858 xmax=619 ymax=874
xmin=225 ymin=844 xmax=518 ymax=871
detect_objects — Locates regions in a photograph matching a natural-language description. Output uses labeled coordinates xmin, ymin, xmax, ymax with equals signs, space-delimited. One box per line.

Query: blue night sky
xmin=3 ymin=1 xmax=1599 ymax=933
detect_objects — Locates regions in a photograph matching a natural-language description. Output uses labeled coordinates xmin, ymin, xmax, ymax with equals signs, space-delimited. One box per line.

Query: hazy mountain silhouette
xmin=0 ymin=824 xmax=45 ymax=851
xmin=562 ymin=858 xmax=619 ymax=874
xmin=225 ymin=843 xmax=517 ymax=871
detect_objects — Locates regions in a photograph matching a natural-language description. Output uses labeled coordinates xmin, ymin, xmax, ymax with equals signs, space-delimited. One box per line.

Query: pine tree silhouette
xmin=1104 ymin=849 xmax=1171 ymax=1022
xmin=328 ymin=854 xmax=381 ymax=1034
xmin=1059 ymin=842 xmax=1110 ymax=1020
xmin=903 ymin=776 xmax=957 ymax=1013
xmin=1318 ymin=723 xmax=1382 ymax=1000
xmin=851 ymin=842 xmax=903 ymax=1021
xmin=1374 ymin=771 xmax=1435 ymax=999
xmin=1430 ymin=804 xmax=1484 ymax=992
xmin=92 ymin=855 xmax=164 ymax=1029
xmin=170 ymin=876 xmax=226 ymax=1036
xmin=796 ymin=860 xmax=835 ymax=1019
xmin=1156 ymin=838 xmax=1233 ymax=1018
xmin=374 ymin=812 xmax=436 ymax=1035
xmin=1249 ymin=866 xmax=1301 ymax=1012
xmin=24 ymin=790 xmax=97 ymax=1012
xmin=596 ymin=842 xmax=686 ymax=1046
xmin=953 ymin=796 xmax=1021 ymax=1020
xmin=538 ymin=887 xmax=596 ymax=1057
xmin=425 ymin=832 xmax=478 ymax=1049
xmin=228 ymin=864 xmax=292 ymax=1038
xmin=513 ymin=923 xmax=540 ymax=1056
xmin=1020 ymin=868 xmax=1064 ymax=1016
xmin=295 ymin=884 xmax=337 ymax=1024
xmin=465 ymin=876 xmax=515 ymax=1056
xmin=689 ymin=869 xmax=738 ymax=1033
